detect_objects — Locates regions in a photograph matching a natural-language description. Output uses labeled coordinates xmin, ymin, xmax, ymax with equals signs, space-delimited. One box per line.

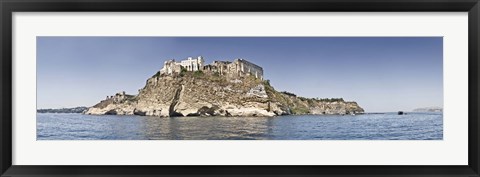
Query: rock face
xmin=85 ymin=71 xmax=364 ymax=117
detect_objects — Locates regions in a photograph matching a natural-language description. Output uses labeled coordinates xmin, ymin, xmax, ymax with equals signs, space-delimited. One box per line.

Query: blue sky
xmin=37 ymin=37 xmax=443 ymax=112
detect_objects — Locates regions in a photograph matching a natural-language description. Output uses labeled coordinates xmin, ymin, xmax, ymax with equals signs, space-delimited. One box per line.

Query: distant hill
xmin=37 ymin=107 xmax=88 ymax=113
xmin=412 ymin=107 xmax=443 ymax=112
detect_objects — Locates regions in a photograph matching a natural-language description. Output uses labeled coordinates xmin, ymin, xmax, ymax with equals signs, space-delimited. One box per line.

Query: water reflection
xmin=140 ymin=117 xmax=272 ymax=140
xmin=37 ymin=113 xmax=443 ymax=140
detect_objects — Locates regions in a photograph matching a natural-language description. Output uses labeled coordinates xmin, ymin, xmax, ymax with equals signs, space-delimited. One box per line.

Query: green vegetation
xmin=315 ymin=98 xmax=344 ymax=102
xmin=264 ymin=83 xmax=294 ymax=109
xmin=290 ymin=106 xmax=310 ymax=114
xmin=307 ymin=99 xmax=314 ymax=105
xmin=179 ymin=68 xmax=188 ymax=77
xmin=152 ymin=71 xmax=161 ymax=78
xmin=263 ymin=79 xmax=271 ymax=86
xmin=298 ymin=96 xmax=308 ymax=101
xmin=178 ymin=69 xmax=226 ymax=83
xmin=208 ymin=75 xmax=227 ymax=83
xmin=193 ymin=70 xmax=204 ymax=77
xmin=263 ymin=85 xmax=348 ymax=115
xmin=280 ymin=91 xmax=296 ymax=97
xmin=178 ymin=69 xmax=205 ymax=78
xmin=126 ymin=95 xmax=139 ymax=102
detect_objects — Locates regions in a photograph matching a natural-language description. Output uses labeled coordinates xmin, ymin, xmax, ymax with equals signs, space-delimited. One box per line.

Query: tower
xmin=197 ymin=56 xmax=204 ymax=70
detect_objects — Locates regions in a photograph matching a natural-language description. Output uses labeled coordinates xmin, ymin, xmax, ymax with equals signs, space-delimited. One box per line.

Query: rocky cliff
xmin=84 ymin=71 xmax=364 ymax=117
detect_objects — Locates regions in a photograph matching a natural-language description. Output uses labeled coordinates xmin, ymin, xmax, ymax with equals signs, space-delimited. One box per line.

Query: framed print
xmin=1 ymin=0 xmax=479 ymax=177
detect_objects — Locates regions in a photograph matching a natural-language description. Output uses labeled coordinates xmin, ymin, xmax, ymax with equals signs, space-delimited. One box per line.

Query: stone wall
xmin=233 ymin=59 xmax=263 ymax=80
xmin=202 ymin=59 xmax=264 ymax=80
xmin=203 ymin=61 xmax=231 ymax=75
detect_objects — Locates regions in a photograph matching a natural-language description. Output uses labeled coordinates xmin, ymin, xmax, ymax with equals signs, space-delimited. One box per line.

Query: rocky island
xmin=84 ymin=56 xmax=364 ymax=117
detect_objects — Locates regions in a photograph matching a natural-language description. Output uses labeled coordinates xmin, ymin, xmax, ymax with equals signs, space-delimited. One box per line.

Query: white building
xmin=160 ymin=59 xmax=181 ymax=75
xmin=160 ymin=56 xmax=204 ymax=75
xmin=180 ymin=56 xmax=204 ymax=71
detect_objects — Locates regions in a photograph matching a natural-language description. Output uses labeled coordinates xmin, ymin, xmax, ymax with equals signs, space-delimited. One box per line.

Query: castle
xmin=160 ymin=56 xmax=264 ymax=80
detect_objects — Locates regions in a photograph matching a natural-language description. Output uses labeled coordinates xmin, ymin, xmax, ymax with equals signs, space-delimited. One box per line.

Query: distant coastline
xmin=412 ymin=107 xmax=443 ymax=112
xmin=37 ymin=107 xmax=87 ymax=114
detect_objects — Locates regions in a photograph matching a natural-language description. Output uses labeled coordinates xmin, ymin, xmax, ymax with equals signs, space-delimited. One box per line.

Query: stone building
xmin=181 ymin=56 xmax=204 ymax=71
xmin=104 ymin=91 xmax=128 ymax=103
xmin=160 ymin=59 xmax=182 ymax=75
xmin=231 ymin=59 xmax=263 ymax=80
xmin=203 ymin=61 xmax=232 ymax=75
xmin=160 ymin=56 xmax=264 ymax=80
xmin=204 ymin=59 xmax=264 ymax=80
xmin=160 ymin=56 xmax=205 ymax=75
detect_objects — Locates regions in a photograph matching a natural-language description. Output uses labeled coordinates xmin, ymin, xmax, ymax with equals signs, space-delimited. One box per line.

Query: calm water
xmin=37 ymin=112 xmax=443 ymax=140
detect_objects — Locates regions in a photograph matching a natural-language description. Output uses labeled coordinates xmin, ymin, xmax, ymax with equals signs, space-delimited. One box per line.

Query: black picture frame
xmin=1 ymin=0 xmax=479 ymax=177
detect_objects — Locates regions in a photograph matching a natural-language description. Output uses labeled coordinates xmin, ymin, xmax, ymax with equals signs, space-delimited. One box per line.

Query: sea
xmin=37 ymin=112 xmax=443 ymax=140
